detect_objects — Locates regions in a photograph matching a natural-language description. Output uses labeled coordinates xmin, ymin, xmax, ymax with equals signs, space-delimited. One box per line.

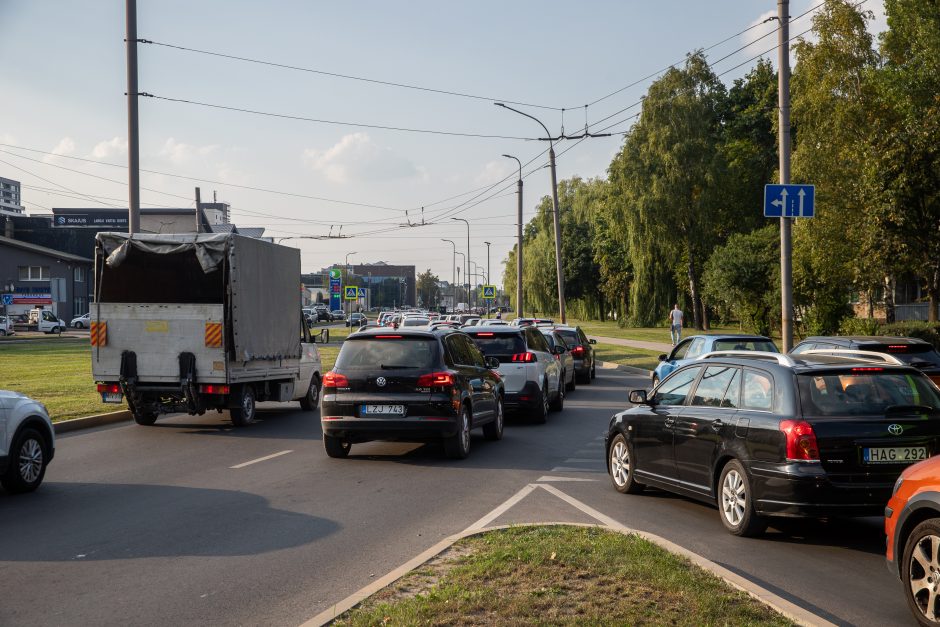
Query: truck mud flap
xmin=178 ymin=352 xmax=200 ymax=414
xmin=119 ymin=350 xmax=140 ymax=414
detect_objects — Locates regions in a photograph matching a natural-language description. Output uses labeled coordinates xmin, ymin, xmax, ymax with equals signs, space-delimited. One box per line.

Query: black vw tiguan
xmin=320 ymin=328 xmax=504 ymax=459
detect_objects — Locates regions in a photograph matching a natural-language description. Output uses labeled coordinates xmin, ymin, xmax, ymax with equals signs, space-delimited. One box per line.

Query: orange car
xmin=886 ymin=454 xmax=940 ymax=625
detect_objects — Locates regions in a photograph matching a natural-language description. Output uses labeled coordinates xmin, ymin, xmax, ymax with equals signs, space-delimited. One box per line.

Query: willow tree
xmin=608 ymin=52 xmax=729 ymax=328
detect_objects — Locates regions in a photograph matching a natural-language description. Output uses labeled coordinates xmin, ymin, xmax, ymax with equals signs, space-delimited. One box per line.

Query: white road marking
xmin=536 ymin=476 xmax=597 ymax=482
xmin=229 ymin=450 xmax=293 ymax=469
xmin=550 ymin=466 xmax=600 ymax=473
xmin=464 ymin=483 xmax=538 ymax=532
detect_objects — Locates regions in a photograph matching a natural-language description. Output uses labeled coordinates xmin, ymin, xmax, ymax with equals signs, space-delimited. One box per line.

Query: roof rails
xmin=800 ymin=348 xmax=905 ymax=365
xmin=697 ymin=351 xmax=797 ymax=366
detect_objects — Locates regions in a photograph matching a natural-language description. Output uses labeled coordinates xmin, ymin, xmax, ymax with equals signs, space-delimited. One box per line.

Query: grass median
xmin=334 ymin=525 xmax=793 ymax=626
xmin=593 ymin=343 xmax=662 ymax=373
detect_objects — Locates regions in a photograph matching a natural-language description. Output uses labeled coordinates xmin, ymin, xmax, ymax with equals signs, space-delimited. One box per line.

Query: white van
xmin=28 ymin=308 xmax=65 ymax=334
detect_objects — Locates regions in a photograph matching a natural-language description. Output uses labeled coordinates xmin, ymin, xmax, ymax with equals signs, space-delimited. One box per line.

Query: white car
xmin=0 ymin=315 xmax=14 ymax=336
xmin=465 ymin=325 xmax=564 ymax=423
xmin=0 ymin=390 xmax=55 ymax=493
xmin=70 ymin=312 xmax=90 ymax=328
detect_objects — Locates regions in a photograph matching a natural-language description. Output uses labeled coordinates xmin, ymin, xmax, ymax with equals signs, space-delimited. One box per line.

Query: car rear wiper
xmin=885 ymin=404 xmax=938 ymax=415
xmin=380 ymin=364 xmax=417 ymax=369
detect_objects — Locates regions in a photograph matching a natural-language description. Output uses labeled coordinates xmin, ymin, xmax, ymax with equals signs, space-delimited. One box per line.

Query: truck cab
xmin=28 ymin=308 xmax=65 ymax=334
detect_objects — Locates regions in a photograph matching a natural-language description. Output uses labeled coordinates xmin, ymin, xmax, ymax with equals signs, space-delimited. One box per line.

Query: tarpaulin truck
xmin=90 ymin=232 xmax=322 ymax=426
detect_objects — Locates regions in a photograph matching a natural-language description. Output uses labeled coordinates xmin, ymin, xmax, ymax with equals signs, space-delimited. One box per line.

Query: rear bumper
xmin=321 ymin=397 xmax=459 ymax=443
xmin=750 ymin=462 xmax=893 ymax=517
xmin=504 ymin=380 xmax=542 ymax=411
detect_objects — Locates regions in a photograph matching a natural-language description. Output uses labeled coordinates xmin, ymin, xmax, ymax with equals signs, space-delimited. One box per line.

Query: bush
xmin=881 ymin=322 xmax=940 ymax=350
xmin=839 ymin=317 xmax=881 ymax=336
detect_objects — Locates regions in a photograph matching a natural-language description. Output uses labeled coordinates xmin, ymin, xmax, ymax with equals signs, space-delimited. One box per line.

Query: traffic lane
xmin=0 ymin=383 xmax=620 ymax=626
xmin=568 ymin=367 xmax=908 ymax=627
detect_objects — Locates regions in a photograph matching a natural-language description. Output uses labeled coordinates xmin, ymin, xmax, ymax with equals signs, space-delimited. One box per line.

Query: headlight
xmin=892 ymin=476 xmax=904 ymax=497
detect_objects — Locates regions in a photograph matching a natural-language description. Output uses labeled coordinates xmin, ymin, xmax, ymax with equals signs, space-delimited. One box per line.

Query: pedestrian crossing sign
xmin=481 ymin=285 xmax=496 ymax=299
xmin=344 ymin=286 xmax=359 ymax=300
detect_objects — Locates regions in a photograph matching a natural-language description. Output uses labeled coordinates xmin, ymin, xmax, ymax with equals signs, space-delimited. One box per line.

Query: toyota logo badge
xmin=376 ymin=377 xmax=387 ymax=387
xmin=888 ymin=423 xmax=903 ymax=436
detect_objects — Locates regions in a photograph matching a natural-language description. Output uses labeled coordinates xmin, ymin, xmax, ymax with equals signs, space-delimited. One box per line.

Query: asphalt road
xmin=0 ymin=366 xmax=913 ymax=626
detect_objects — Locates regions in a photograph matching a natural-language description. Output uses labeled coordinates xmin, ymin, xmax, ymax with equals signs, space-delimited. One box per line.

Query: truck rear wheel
xmin=230 ymin=385 xmax=256 ymax=427
xmin=133 ymin=409 xmax=159 ymax=426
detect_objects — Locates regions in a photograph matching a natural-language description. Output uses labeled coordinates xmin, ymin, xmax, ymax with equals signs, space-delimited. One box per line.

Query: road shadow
xmin=0 ymin=482 xmax=339 ymax=561
xmin=146 ymin=406 xmax=323 ymax=441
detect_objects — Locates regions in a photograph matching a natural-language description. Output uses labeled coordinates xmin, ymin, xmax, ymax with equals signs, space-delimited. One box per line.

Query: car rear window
xmin=798 ymin=370 xmax=940 ymax=416
xmin=712 ymin=339 xmax=778 ymax=353
xmin=468 ymin=333 xmax=526 ymax=358
xmin=401 ymin=318 xmax=429 ymax=327
xmin=863 ymin=344 xmax=940 ymax=368
xmin=556 ymin=330 xmax=580 ymax=345
xmin=335 ymin=337 xmax=438 ymax=370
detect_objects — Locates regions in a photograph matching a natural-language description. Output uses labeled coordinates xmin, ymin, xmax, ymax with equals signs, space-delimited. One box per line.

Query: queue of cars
xmin=321 ymin=312 xmax=598 ymax=459
xmin=604 ymin=333 xmax=940 ymax=625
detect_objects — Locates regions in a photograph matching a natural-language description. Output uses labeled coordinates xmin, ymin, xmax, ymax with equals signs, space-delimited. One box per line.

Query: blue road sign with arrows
xmin=764 ymin=184 xmax=815 ymax=218
xmin=1 ymin=294 xmax=13 ymax=306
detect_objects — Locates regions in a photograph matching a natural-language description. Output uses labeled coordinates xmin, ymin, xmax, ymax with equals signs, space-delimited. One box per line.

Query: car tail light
xmin=780 ymin=420 xmax=820 ymax=462
xmin=851 ymin=367 xmax=884 ymax=372
xmin=887 ymin=345 xmax=909 ymax=352
xmin=416 ymin=371 xmax=456 ymax=387
xmin=571 ymin=345 xmax=585 ymax=357
xmin=97 ymin=383 xmax=120 ymax=393
xmin=323 ymin=372 xmax=349 ymax=388
xmin=198 ymin=384 xmax=230 ymax=394
xmin=511 ymin=352 xmax=536 ymax=363
xmin=476 ymin=332 xmax=495 ymax=337
xmin=375 ymin=335 xmax=403 ymax=339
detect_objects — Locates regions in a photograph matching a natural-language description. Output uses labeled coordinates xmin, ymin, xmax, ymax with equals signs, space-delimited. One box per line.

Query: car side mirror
xmin=589 ymin=339 xmax=597 ymax=345
xmin=629 ymin=389 xmax=652 ymax=405
xmin=658 ymin=353 xmax=667 ymax=362
xmin=553 ymin=345 xmax=566 ymax=355
xmin=485 ymin=356 xmax=500 ymax=369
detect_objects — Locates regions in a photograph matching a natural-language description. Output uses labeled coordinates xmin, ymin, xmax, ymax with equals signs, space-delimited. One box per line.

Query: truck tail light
xmin=416 ymin=371 xmax=456 ymax=387
xmin=97 ymin=383 xmax=120 ymax=394
xmin=511 ymin=352 xmax=536 ymax=363
xmin=323 ymin=372 xmax=349 ymax=388
xmin=780 ymin=420 xmax=820 ymax=461
xmin=198 ymin=384 xmax=230 ymax=394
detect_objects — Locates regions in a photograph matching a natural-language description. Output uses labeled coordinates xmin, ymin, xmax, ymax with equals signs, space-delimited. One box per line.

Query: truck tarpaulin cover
xmin=96 ymin=232 xmax=301 ymax=361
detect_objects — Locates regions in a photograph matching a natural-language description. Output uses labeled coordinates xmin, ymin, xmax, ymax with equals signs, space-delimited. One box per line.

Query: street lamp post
xmin=503 ymin=154 xmax=523 ymax=319
xmin=455 ymin=252 xmax=465 ymax=310
xmin=441 ymin=239 xmax=457 ymax=313
xmin=451 ymin=217 xmax=470 ymax=313
xmin=484 ymin=241 xmax=491 ymax=317
xmin=495 ymin=103 xmax=566 ymax=323
xmin=344 ymin=251 xmax=357 ymax=316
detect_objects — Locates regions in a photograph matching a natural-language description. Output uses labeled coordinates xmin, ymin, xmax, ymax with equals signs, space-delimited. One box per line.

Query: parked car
xmin=28 ymin=308 xmax=66 ymax=334
xmin=320 ymin=328 xmax=505 ymax=459
xmin=0 ymin=315 xmax=14 ymax=337
xmin=792 ymin=336 xmax=940 ymax=387
xmin=886 ymin=454 xmax=940 ymax=626
xmin=542 ymin=329 xmax=576 ymax=392
xmin=70 ymin=312 xmax=90 ymax=328
xmin=464 ymin=325 xmax=564 ymax=421
xmin=312 ymin=307 xmax=331 ymax=322
xmin=553 ymin=325 xmax=597 ymax=384
xmin=353 ymin=322 xmax=381 ymax=334
xmin=0 ymin=390 xmax=55 ymax=493
xmin=608 ymin=351 xmax=940 ymax=536
xmin=330 ymin=310 xmax=346 ymax=321
xmin=346 ymin=312 xmax=366 ymax=327
xmin=652 ymin=334 xmax=778 ymax=387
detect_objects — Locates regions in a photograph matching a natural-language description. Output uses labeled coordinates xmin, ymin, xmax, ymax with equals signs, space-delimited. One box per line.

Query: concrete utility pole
xmin=452 ymin=218 xmax=470 ymax=311
xmin=778 ymin=0 xmax=794 ymax=351
xmin=495 ymin=104 xmax=566 ymax=323
xmin=442 ymin=239 xmax=456 ymax=312
xmin=125 ymin=0 xmax=140 ymax=235
xmin=484 ymin=241 xmax=491 ymax=318
xmin=503 ymin=154 xmax=524 ymax=319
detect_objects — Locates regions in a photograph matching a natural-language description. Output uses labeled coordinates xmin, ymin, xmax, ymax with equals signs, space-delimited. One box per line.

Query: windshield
xmin=797 ymin=370 xmax=940 ymax=416
xmin=335 ymin=337 xmax=438 ymax=370
xmin=712 ymin=339 xmax=778 ymax=353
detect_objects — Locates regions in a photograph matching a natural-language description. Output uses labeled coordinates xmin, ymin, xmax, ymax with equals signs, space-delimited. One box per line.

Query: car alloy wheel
xmin=459 ymin=407 xmax=470 ymax=452
xmin=610 ymin=439 xmax=630 ymax=488
xmin=19 ymin=437 xmax=43 ymax=484
xmin=721 ymin=468 xmax=746 ymax=527
xmin=906 ymin=524 xmax=940 ymax=623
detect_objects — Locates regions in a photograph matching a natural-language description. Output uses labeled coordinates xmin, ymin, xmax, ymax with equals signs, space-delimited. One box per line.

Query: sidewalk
xmin=587 ymin=334 xmax=672 ymax=353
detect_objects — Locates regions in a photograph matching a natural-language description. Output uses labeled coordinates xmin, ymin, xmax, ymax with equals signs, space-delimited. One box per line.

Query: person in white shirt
xmin=668 ymin=304 xmax=684 ymax=346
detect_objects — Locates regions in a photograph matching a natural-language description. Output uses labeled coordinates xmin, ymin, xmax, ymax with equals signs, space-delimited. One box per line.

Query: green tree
xmin=702 ymin=225 xmax=780 ymax=335
xmin=415 ymin=269 xmax=440 ymax=308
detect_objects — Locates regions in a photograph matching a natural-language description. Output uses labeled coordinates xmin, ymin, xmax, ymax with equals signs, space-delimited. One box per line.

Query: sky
xmin=0 ymin=0 xmax=887 ymax=285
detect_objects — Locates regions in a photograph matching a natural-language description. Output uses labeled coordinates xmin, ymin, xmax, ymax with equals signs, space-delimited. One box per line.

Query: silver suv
xmin=465 ymin=325 xmax=563 ymax=423
xmin=1 ymin=390 xmax=55 ymax=493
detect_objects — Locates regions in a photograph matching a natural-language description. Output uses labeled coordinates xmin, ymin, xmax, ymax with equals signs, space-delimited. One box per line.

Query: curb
xmin=305 ymin=521 xmax=834 ymax=627
xmin=54 ymin=410 xmax=132 ymax=434
xmin=597 ymin=359 xmax=652 ymax=377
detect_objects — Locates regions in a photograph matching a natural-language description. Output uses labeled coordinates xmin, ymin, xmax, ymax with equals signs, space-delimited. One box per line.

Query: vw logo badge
xmin=888 ymin=423 xmax=903 ymax=436
xmin=376 ymin=377 xmax=387 ymax=387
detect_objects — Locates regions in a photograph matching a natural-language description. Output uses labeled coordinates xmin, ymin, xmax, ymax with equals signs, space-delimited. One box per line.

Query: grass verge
xmin=594 ymin=343 xmax=662 ymax=373
xmin=0 ymin=340 xmax=123 ymax=422
xmin=334 ymin=525 xmax=794 ymax=626
xmin=570 ymin=318 xmax=751 ymax=345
